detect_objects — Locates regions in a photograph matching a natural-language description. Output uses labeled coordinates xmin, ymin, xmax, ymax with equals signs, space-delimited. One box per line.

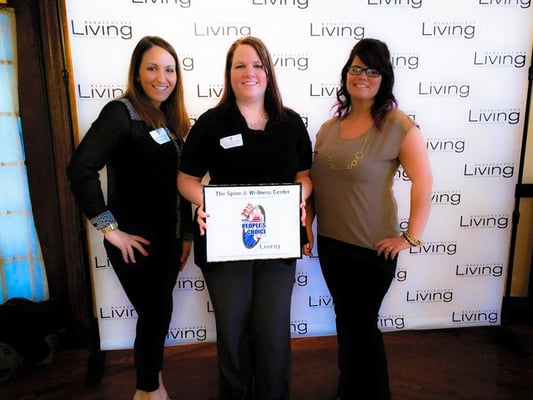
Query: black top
xmin=180 ymin=102 xmax=312 ymax=185
xmin=67 ymin=100 xmax=192 ymax=240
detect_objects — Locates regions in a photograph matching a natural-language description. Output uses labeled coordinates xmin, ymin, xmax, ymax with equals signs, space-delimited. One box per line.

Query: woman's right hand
xmin=104 ymin=229 xmax=150 ymax=264
xmin=196 ymin=205 xmax=209 ymax=236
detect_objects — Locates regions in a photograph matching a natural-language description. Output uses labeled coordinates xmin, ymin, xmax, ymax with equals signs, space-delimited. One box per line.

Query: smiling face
xmin=346 ymin=55 xmax=382 ymax=104
xmin=230 ymin=44 xmax=267 ymax=103
xmin=138 ymin=45 xmax=177 ymax=107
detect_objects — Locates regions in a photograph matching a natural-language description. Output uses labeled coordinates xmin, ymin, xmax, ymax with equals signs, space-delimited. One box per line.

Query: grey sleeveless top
xmin=310 ymin=109 xmax=417 ymax=249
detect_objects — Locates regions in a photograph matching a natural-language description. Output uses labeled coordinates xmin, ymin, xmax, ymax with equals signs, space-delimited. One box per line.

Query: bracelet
xmin=402 ymin=230 xmax=423 ymax=247
xmin=101 ymin=222 xmax=118 ymax=234
xmin=401 ymin=233 xmax=412 ymax=245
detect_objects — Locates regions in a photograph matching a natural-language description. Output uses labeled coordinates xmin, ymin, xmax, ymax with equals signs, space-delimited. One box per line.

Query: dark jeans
xmin=202 ymin=259 xmax=296 ymax=400
xmin=105 ymin=236 xmax=181 ymax=392
xmin=317 ymin=235 xmax=397 ymax=400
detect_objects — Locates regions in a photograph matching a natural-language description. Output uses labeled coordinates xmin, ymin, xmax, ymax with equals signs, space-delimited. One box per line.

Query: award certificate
xmin=203 ymin=183 xmax=302 ymax=262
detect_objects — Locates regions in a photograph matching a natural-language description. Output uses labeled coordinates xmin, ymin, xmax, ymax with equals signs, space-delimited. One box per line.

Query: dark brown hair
xmin=334 ymin=38 xmax=398 ymax=130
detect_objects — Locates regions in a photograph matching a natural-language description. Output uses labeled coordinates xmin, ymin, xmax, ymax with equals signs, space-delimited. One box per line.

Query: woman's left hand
xmin=375 ymin=235 xmax=411 ymax=260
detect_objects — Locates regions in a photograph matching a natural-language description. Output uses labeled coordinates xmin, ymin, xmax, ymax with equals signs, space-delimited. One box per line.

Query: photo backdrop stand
xmin=493 ymin=45 xmax=533 ymax=357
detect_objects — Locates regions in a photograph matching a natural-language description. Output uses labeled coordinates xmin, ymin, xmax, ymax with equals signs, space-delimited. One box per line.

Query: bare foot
xmin=158 ymin=371 xmax=169 ymax=399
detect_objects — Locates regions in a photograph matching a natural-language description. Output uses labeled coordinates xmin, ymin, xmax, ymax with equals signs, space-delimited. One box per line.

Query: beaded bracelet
xmin=402 ymin=230 xmax=423 ymax=247
xmin=101 ymin=222 xmax=118 ymax=234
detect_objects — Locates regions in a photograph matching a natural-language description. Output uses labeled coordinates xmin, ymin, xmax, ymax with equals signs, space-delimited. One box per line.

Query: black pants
xmin=105 ymin=236 xmax=181 ymax=392
xmin=202 ymin=259 xmax=296 ymax=400
xmin=317 ymin=235 xmax=396 ymax=400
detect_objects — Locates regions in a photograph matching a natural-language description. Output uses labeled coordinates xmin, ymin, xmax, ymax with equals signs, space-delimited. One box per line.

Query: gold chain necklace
xmin=326 ymin=133 xmax=369 ymax=170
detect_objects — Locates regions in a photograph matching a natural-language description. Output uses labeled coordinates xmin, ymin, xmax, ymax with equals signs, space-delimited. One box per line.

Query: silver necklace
xmin=245 ymin=113 xmax=268 ymax=129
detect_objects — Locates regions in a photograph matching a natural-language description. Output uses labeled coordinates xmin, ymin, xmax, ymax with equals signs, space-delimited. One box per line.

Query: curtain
xmin=0 ymin=7 xmax=49 ymax=304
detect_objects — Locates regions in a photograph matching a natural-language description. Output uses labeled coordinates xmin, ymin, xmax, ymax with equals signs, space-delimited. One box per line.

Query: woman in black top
xmin=67 ymin=36 xmax=192 ymax=400
xmin=178 ymin=36 xmax=312 ymax=400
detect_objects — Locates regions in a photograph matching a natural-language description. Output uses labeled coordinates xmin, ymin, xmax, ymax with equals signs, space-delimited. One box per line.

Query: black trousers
xmin=202 ymin=259 xmax=296 ymax=400
xmin=105 ymin=235 xmax=181 ymax=392
xmin=317 ymin=235 xmax=397 ymax=400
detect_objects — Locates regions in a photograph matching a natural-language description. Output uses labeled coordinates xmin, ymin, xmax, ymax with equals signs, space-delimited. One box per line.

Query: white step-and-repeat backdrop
xmin=63 ymin=0 xmax=532 ymax=350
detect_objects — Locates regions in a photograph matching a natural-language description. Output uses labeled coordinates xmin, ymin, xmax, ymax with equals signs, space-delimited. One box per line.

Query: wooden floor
xmin=1 ymin=321 xmax=532 ymax=400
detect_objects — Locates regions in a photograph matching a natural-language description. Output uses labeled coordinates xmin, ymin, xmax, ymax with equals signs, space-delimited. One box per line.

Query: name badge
xmin=149 ymin=127 xmax=171 ymax=144
xmin=220 ymin=134 xmax=243 ymax=149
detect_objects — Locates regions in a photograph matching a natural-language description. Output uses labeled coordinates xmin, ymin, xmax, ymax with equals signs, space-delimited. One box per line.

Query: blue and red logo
xmin=241 ymin=202 xmax=266 ymax=249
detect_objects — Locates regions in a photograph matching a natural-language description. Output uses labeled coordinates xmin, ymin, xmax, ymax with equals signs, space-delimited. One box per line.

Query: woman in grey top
xmin=305 ymin=38 xmax=433 ymax=400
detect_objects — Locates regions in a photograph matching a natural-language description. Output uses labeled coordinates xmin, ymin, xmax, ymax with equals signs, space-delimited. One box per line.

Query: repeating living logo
xmin=426 ymin=137 xmax=465 ymax=153
xmin=196 ymin=83 xmax=223 ymax=100
xmin=99 ymin=305 xmax=137 ymax=320
xmin=181 ymin=56 xmax=195 ymax=72
xmin=77 ymin=84 xmax=125 ymax=101
xmin=394 ymin=167 xmax=410 ymax=182
xmin=295 ymin=272 xmax=308 ymax=287
xmin=290 ymin=320 xmax=309 ymax=335
xmin=167 ymin=326 xmax=207 ymax=342
xmin=432 ymin=190 xmax=462 ymax=206
xmin=241 ymin=202 xmax=267 ymax=249
xmin=252 ymin=0 xmax=310 ymax=10
xmin=272 ymin=53 xmax=309 ymax=71
xmin=308 ymin=294 xmax=334 ymax=309
xmin=467 ymin=108 xmax=520 ymax=125
xmin=175 ymin=276 xmax=206 ymax=291
xmin=455 ymin=262 xmax=504 ymax=278
xmin=378 ymin=314 xmax=405 ymax=330
xmin=368 ymin=0 xmax=423 ymax=9
xmin=473 ymin=50 xmax=527 ymax=68
xmin=418 ymin=81 xmax=470 ymax=98
xmin=463 ymin=162 xmax=514 ymax=178
xmin=479 ymin=0 xmax=531 ymax=9
xmin=406 ymin=288 xmax=454 ymax=303
xmin=70 ymin=19 xmax=133 ymax=39
xmin=451 ymin=309 xmax=499 ymax=325
xmin=421 ymin=21 xmax=475 ymax=39
xmin=193 ymin=22 xmax=251 ymax=37
xmin=409 ymin=241 xmax=457 ymax=256
xmin=94 ymin=255 xmax=112 ymax=269
xmin=131 ymin=0 xmax=192 ymax=8
xmin=391 ymin=53 xmax=420 ymax=70
xmin=309 ymin=82 xmax=338 ymax=98
xmin=66 ymin=0 xmax=531 ymax=342
xmin=309 ymin=22 xmax=365 ymax=39
xmin=395 ymin=268 xmax=407 ymax=282
xmin=459 ymin=213 xmax=509 ymax=229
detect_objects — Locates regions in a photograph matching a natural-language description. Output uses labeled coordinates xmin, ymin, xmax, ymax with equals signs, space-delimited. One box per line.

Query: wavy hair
xmin=333 ymin=38 xmax=398 ymax=130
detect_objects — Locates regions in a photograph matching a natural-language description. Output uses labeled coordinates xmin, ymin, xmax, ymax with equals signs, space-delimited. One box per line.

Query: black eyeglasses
xmin=347 ymin=66 xmax=381 ymax=77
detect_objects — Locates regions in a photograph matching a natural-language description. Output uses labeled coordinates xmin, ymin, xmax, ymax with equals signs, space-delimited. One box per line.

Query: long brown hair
xmin=216 ymin=36 xmax=287 ymax=123
xmin=123 ymin=36 xmax=190 ymax=139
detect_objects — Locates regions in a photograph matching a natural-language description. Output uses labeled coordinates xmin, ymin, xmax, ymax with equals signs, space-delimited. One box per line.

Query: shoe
xmin=0 ymin=343 xmax=23 ymax=382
